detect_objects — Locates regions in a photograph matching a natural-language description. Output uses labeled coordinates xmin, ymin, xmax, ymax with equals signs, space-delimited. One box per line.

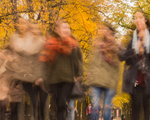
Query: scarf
xmin=39 ymin=36 xmax=78 ymax=63
xmin=132 ymin=28 xmax=150 ymax=54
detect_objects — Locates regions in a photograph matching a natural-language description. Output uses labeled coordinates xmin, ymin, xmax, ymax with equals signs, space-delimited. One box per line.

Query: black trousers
xmin=131 ymin=86 xmax=149 ymax=120
xmin=23 ymin=83 xmax=48 ymax=120
xmin=50 ymin=82 xmax=74 ymax=120
xmin=10 ymin=102 xmax=19 ymax=120
xmin=0 ymin=100 xmax=7 ymax=120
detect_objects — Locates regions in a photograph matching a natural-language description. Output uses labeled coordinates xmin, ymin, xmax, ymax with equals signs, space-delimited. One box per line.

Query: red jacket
xmin=86 ymin=106 xmax=92 ymax=115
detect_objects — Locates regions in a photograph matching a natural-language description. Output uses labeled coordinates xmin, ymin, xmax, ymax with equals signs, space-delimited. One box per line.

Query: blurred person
xmin=23 ymin=22 xmax=49 ymax=120
xmin=38 ymin=19 xmax=83 ymax=120
xmin=5 ymin=17 xmax=29 ymax=120
xmin=93 ymin=105 xmax=100 ymax=120
xmin=0 ymin=99 xmax=8 ymax=120
xmin=67 ymin=100 xmax=75 ymax=120
xmin=5 ymin=17 xmax=48 ymax=120
xmin=86 ymin=23 xmax=119 ymax=120
xmin=118 ymin=11 xmax=150 ymax=120
xmin=111 ymin=115 xmax=114 ymax=120
xmin=86 ymin=103 xmax=92 ymax=120
xmin=8 ymin=82 xmax=24 ymax=120
xmin=121 ymin=114 xmax=124 ymax=120
xmin=7 ymin=17 xmax=45 ymax=83
xmin=74 ymin=107 xmax=79 ymax=120
xmin=0 ymin=49 xmax=14 ymax=120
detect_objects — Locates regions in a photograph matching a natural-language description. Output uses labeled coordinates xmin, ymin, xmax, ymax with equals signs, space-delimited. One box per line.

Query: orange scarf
xmin=39 ymin=36 xmax=78 ymax=63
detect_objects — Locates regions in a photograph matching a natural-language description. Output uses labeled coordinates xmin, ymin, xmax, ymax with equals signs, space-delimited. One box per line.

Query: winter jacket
xmin=86 ymin=51 xmax=119 ymax=91
xmin=118 ymin=40 xmax=150 ymax=95
xmin=44 ymin=47 xmax=83 ymax=88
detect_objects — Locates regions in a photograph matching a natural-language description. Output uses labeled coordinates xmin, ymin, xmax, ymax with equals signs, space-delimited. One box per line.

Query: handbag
xmin=70 ymin=53 xmax=86 ymax=100
xmin=70 ymin=79 xmax=86 ymax=100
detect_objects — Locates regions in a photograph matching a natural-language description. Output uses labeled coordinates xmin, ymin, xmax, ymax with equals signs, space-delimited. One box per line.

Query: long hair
xmin=47 ymin=19 xmax=78 ymax=41
xmin=134 ymin=10 xmax=150 ymax=29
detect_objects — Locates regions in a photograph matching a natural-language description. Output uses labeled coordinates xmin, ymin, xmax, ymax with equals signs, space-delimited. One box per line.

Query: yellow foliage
xmin=112 ymin=62 xmax=131 ymax=108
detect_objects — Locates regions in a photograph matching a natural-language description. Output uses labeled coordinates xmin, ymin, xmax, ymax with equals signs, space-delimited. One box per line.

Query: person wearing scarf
xmin=118 ymin=11 xmax=150 ymax=120
xmin=86 ymin=24 xmax=119 ymax=120
xmin=39 ymin=19 xmax=83 ymax=120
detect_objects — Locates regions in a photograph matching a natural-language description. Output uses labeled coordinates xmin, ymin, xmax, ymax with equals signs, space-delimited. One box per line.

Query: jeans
xmin=88 ymin=114 xmax=92 ymax=120
xmin=95 ymin=113 xmax=99 ymax=120
xmin=131 ymin=86 xmax=149 ymax=120
xmin=67 ymin=100 xmax=75 ymax=120
xmin=91 ymin=86 xmax=116 ymax=120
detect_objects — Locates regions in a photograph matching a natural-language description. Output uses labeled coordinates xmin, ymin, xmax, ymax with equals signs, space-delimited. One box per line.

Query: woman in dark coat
xmin=38 ymin=19 xmax=83 ymax=120
xmin=118 ymin=11 xmax=150 ymax=120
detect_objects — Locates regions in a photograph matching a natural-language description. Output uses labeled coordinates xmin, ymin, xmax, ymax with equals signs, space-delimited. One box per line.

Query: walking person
xmin=121 ymin=114 xmax=124 ymax=120
xmin=6 ymin=16 xmax=48 ymax=120
xmin=94 ymin=105 xmax=100 ymax=120
xmin=86 ymin=103 xmax=92 ymax=120
xmin=86 ymin=23 xmax=119 ymax=120
xmin=0 ymin=50 xmax=14 ymax=120
xmin=75 ymin=107 xmax=79 ymax=120
xmin=118 ymin=11 xmax=150 ymax=120
xmin=67 ymin=100 xmax=75 ymax=120
xmin=9 ymin=82 xmax=24 ymax=120
xmin=39 ymin=19 xmax=83 ymax=120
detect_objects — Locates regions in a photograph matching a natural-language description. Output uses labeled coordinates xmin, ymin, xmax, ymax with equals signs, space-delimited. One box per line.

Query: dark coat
xmin=44 ymin=47 xmax=83 ymax=88
xmin=118 ymin=40 xmax=150 ymax=95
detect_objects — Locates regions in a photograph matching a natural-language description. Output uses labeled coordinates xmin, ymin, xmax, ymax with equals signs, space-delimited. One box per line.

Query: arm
xmin=73 ymin=47 xmax=83 ymax=81
xmin=118 ymin=40 xmax=135 ymax=65
xmin=0 ymin=50 xmax=13 ymax=62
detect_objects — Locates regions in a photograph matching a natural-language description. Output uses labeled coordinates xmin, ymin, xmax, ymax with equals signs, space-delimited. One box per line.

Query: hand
xmin=137 ymin=40 xmax=144 ymax=55
xmin=35 ymin=78 xmax=48 ymax=93
xmin=139 ymin=47 xmax=145 ymax=55
xmin=76 ymin=76 xmax=83 ymax=82
xmin=138 ymin=30 xmax=145 ymax=41
xmin=35 ymin=78 xmax=43 ymax=86
xmin=68 ymin=106 xmax=72 ymax=110
xmin=87 ymin=72 xmax=93 ymax=80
